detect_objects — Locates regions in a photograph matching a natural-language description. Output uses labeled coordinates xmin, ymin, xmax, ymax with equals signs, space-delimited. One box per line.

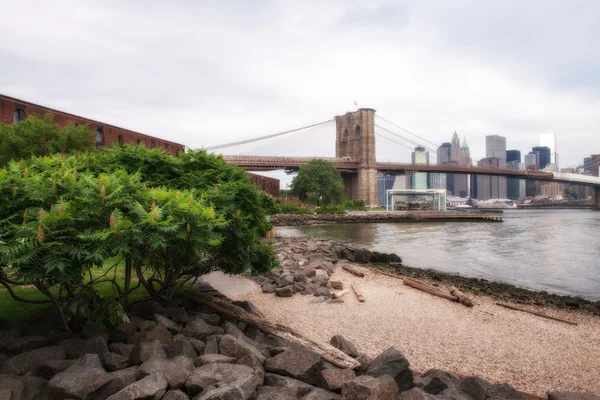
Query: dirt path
xmin=221 ymin=265 xmax=600 ymax=396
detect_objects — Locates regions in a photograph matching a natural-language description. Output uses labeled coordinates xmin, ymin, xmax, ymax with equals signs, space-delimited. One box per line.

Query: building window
xmin=13 ymin=109 xmax=26 ymax=124
xmin=117 ymin=135 xmax=123 ymax=144
xmin=96 ymin=128 xmax=104 ymax=148
xmin=176 ymin=149 xmax=180 ymax=157
xmin=136 ymin=139 xmax=141 ymax=145
xmin=163 ymin=143 xmax=169 ymax=152
xmin=150 ymin=140 xmax=156 ymax=148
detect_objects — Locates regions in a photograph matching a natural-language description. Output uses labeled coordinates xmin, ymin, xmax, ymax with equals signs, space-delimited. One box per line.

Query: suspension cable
xmin=375 ymin=124 xmax=438 ymax=154
xmin=375 ymin=130 xmax=438 ymax=161
xmin=203 ymin=119 xmax=335 ymax=151
xmin=376 ymin=115 xmax=440 ymax=148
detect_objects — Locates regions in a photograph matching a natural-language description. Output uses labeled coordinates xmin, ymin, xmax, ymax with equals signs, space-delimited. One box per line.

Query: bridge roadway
xmin=221 ymin=155 xmax=600 ymax=187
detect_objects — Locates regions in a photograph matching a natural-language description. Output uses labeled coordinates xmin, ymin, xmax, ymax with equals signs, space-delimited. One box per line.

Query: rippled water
xmin=278 ymin=210 xmax=600 ymax=300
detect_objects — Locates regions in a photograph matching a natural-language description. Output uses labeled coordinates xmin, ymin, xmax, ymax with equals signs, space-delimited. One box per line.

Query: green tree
xmin=290 ymin=159 xmax=345 ymax=205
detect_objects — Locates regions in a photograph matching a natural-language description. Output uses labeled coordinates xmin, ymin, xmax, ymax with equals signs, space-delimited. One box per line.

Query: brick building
xmin=0 ymin=94 xmax=185 ymax=156
xmin=248 ymin=173 xmax=280 ymax=197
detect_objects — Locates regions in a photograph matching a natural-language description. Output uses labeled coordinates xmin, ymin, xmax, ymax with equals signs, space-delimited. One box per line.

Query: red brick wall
xmin=0 ymin=94 xmax=185 ymax=156
xmin=248 ymin=173 xmax=280 ymax=197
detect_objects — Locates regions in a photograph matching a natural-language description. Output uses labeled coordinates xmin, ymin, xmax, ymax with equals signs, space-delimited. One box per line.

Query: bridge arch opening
xmin=355 ymin=125 xmax=361 ymax=138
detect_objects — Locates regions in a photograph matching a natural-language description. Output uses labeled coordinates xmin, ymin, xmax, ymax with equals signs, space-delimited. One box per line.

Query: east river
xmin=278 ymin=209 xmax=600 ymax=301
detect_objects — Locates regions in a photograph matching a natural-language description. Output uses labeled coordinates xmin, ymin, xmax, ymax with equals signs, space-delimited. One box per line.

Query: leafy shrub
xmin=343 ymin=199 xmax=366 ymax=210
xmin=316 ymin=205 xmax=347 ymax=214
xmin=279 ymin=202 xmax=312 ymax=214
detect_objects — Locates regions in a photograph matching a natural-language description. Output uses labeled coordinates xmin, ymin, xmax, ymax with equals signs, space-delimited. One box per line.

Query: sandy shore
xmin=217 ymin=265 xmax=600 ymax=397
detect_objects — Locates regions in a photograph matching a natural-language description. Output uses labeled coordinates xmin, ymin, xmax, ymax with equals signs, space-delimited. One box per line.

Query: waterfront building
xmin=560 ymin=168 xmax=575 ymax=174
xmin=532 ymin=146 xmax=551 ymax=170
xmin=506 ymin=150 xmax=522 ymax=163
xmin=507 ymin=162 xmax=526 ymax=200
xmin=541 ymin=182 xmax=564 ymax=199
xmin=477 ymin=157 xmax=507 ymax=200
xmin=432 ymin=142 xmax=452 ymax=191
xmin=377 ymin=174 xmax=396 ymax=206
xmin=539 ymin=133 xmax=558 ymax=166
xmin=411 ymin=146 xmax=429 ymax=189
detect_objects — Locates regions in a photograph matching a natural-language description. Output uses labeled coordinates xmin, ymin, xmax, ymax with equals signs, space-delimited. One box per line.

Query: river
xmin=277 ymin=209 xmax=600 ymax=301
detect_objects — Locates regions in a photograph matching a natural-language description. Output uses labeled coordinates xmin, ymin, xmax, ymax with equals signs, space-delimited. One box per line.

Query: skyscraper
xmin=432 ymin=143 xmax=452 ymax=191
xmin=506 ymin=150 xmax=521 ymax=164
xmin=411 ymin=146 xmax=429 ymax=189
xmin=449 ymin=134 xmax=471 ymax=197
xmin=477 ymin=135 xmax=507 ymax=200
xmin=539 ymin=133 xmax=558 ymax=166
xmin=525 ymin=152 xmax=538 ymax=170
xmin=507 ymin=162 xmax=526 ymax=200
xmin=486 ymin=135 xmax=507 ymax=159
xmin=532 ymin=146 xmax=551 ymax=170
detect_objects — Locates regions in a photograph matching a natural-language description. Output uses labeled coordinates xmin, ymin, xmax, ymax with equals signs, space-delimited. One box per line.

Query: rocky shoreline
xmin=262 ymin=236 xmax=600 ymax=316
xmin=271 ymin=212 xmax=502 ymax=226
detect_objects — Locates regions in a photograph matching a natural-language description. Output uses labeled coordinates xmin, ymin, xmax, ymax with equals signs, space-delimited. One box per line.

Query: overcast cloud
xmin=1 ymin=0 xmax=599 ymax=184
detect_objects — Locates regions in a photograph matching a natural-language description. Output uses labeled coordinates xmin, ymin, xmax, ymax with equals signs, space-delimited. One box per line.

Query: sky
xmin=2 ymin=0 xmax=599 ymax=185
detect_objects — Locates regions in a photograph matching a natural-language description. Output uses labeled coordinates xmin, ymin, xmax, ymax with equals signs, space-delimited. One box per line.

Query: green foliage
xmin=290 ymin=159 xmax=345 ymax=205
xmin=0 ymin=113 xmax=94 ymax=165
xmin=343 ymin=199 xmax=366 ymax=211
xmin=279 ymin=202 xmax=312 ymax=214
xmin=316 ymin=205 xmax=347 ymax=214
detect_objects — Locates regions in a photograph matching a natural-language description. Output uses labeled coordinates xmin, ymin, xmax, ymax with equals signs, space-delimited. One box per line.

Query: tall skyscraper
xmin=507 ymin=162 xmax=526 ymax=200
xmin=525 ymin=152 xmax=538 ymax=170
xmin=486 ymin=135 xmax=507 ymax=159
xmin=411 ymin=146 xmax=429 ymax=189
xmin=432 ymin=143 xmax=452 ymax=191
xmin=477 ymin=135 xmax=507 ymax=200
xmin=539 ymin=133 xmax=558 ymax=166
xmin=532 ymin=146 xmax=551 ymax=170
xmin=506 ymin=150 xmax=521 ymax=164
xmin=448 ymin=134 xmax=471 ymax=197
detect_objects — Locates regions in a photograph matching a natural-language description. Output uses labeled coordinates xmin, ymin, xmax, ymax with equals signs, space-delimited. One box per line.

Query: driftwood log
xmin=449 ymin=286 xmax=474 ymax=307
xmin=342 ymin=265 xmax=364 ymax=277
xmin=189 ymin=293 xmax=361 ymax=369
xmin=496 ymin=302 xmax=578 ymax=326
xmin=351 ymin=284 xmax=365 ymax=302
xmin=402 ymin=278 xmax=460 ymax=302
xmin=331 ymin=289 xmax=350 ymax=299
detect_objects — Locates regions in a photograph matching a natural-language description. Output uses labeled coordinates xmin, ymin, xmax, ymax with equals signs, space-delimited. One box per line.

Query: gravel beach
xmin=221 ymin=264 xmax=600 ymax=396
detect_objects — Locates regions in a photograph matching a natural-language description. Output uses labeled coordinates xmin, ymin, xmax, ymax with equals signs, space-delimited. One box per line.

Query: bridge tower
xmin=335 ymin=108 xmax=377 ymax=207
xmin=592 ymin=154 xmax=600 ymax=210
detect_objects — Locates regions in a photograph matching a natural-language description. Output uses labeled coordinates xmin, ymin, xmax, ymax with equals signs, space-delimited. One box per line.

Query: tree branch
xmin=0 ymin=278 xmax=53 ymax=304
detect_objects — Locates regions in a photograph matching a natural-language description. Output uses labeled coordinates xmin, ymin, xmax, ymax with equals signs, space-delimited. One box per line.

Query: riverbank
xmin=271 ymin=211 xmax=503 ymax=226
xmin=227 ymin=236 xmax=600 ymax=396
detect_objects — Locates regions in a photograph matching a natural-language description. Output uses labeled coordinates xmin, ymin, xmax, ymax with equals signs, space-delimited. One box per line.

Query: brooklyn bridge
xmin=205 ymin=108 xmax=600 ymax=209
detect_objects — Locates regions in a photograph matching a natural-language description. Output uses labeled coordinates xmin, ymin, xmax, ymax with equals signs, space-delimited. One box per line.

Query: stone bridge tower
xmin=592 ymin=154 xmax=600 ymax=210
xmin=335 ymin=108 xmax=377 ymax=207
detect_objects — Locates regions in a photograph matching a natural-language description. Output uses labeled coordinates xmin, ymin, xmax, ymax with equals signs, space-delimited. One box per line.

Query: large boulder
xmin=110 ymin=322 xmax=137 ymax=344
xmin=256 ymin=386 xmax=299 ymax=400
xmin=109 ymin=343 xmax=134 ymax=360
xmin=353 ymin=249 xmax=372 ymax=264
xmin=262 ymin=283 xmax=277 ymax=294
xmin=203 ymin=336 xmax=220 ymax=355
xmin=366 ymin=347 xmax=414 ymax=391
xmin=231 ymin=301 xmax=265 ymax=318
xmin=130 ymin=340 xmax=167 ymax=365
xmin=59 ymin=336 xmax=109 ymax=359
xmin=154 ymin=314 xmax=182 ymax=335
xmin=321 ymin=369 xmax=356 ymax=392
xmin=219 ymin=334 xmax=267 ymax=364
xmin=193 ymin=385 xmax=245 ymax=400
xmin=196 ymin=354 xmax=238 ymax=366
xmin=422 ymin=369 xmax=459 ymax=395
xmin=264 ymin=372 xmax=314 ymax=390
xmin=0 ymin=336 xmax=49 ymax=353
xmin=0 ymin=346 xmax=65 ymax=376
xmin=458 ymin=376 xmax=490 ymax=400
xmin=329 ymin=335 xmax=359 ymax=358
xmin=88 ymin=366 xmax=140 ymax=400
xmin=264 ymin=344 xmax=323 ymax=386
xmin=278 ymin=274 xmax=295 ymax=288
xmin=48 ymin=354 xmax=109 ymax=399
xmin=139 ymin=356 xmax=194 ymax=390
xmin=275 ymin=286 xmax=294 ymax=297
xmin=398 ymin=387 xmax=436 ymax=400
xmin=549 ymin=393 xmax=600 ymax=400
xmin=486 ymin=383 xmax=525 ymax=400
xmin=162 ymin=390 xmax=190 ymax=400
xmin=162 ymin=338 xmax=198 ymax=359
xmin=37 ymin=359 xmax=77 ymax=379
xmin=0 ymin=375 xmax=24 ymax=399
xmin=100 ymin=352 xmax=130 ymax=372
xmin=340 ymin=375 xmax=398 ymax=400
xmin=185 ymin=363 xmax=255 ymax=396
xmin=182 ymin=317 xmax=224 ymax=340
xmin=105 ymin=372 xmax=168 ymax=400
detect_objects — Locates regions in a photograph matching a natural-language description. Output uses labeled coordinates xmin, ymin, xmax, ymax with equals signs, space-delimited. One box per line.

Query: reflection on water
xmin=278 ymin=210 xmax=600 ymax=301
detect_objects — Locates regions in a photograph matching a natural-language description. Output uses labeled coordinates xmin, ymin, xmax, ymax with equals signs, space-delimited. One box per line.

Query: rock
xmin=231 ymin=301 xmax=265 ymax=318
xmin=0 ymin=346 xmax=65 ymax=375
xmin=110 ymin=323 xmax=137 ymax=343
xmin=130 ymin=340 xmax=167 ymax=365
xmin=548 ymin=393 xmax=600 ymax=400
xmin=256 ymin=386 xmax=299 ymax=400
xmin=458 ymin=376 xmax=490 ymax=400
xmin=48 ymin=354 xmax=109 ymax=399
xmin=422 ymin=370 xmax=459 ymax=395
xmin=47 ymin=328 xmax=75 ymax=345
xmin=279 ymin=274 xmax=295 ymax=288
xmin=275 ymin=286 xmax=294 ymax=297
xmin=264 ymin=372 xmax=315 ymax=390
xmin=204 ymin=336 xmax=220 ymax=355
xmin=326 ymin=299 xmax=345 ymax=304
xmin=154 ymin=314 xmax=182 ymax=335
xmin=244 ymin=327 xmax=289 ymax=351
xmin=163 ymin=308 xmax=190 ymax=325
xmin=304 ymin=388 xmax=341 ymax=400
xmin=163 ymin=338 xmax=198 ymax=359
xmin=195 ymin=313 xmax=221 ymax=326
xmin=195 ymin=354 xmax=238 ymax=366
xmin=0 ymin=336 xmax=49 ymax=353
xmin=8 ymin=375 xmax=50 ymax=400
xmin=139 ymin=356 xmax=195 ymax=390
xmin=219 ymin=334 xmax=267 ymax=364
xmin=138 ymin=320 xmax=157 ymax=332
xmin=293 ymin=283 xmax=306 ymax=293
xmin=398 ymin=387 xmax=434 ymax=400
xmin=265 ymin=344 xmax=323 ymax=386
xmin=314 ymin=287 xmax=331 ymax=298
xmin=162 ymin=389 xmax=190 ymax=400
xmin=366 ymin=346 xmax=414 ymax=391
xmin=182 ymin=317 xmax=224 ymax=340
xmin=321 ymin=369 xmax=356 ymax=392
xmin=106 ymin=372 xmax=168 ymax=400
xmin=81 ymin=323 xmax=111 ymax=342
xmin=109 ymin=343 xmax=134 ymax=359
xmin=237 ymin=353 xmax=265 ymax=381
xmin=88 ymin=366 xmax=140 ymax=400
xmin=353 ymin=249 xmax=372 ymax=264
xmin=355 ymin=354 xmax=372 ymax=373
xmin=185 ymin=363 xmax=255 ymax=396
xmin=312 ymin=269 xmax=329 ymax=281
xmin=262 ymin=283 xmax=276 ymax=293
xmin=225 ymin=373 xmax=263 ymax=399
xmin=0 ymin=375 xmax=24 ymax=399
xmin=329 ymin=281 xmax=344 ymax=290
xmin=135 ymin=325 xmax=172 ymax=343
xmin=100 ymin=352 xmax=130 ymax=371
xmin=487 ymin=383 xmax=525 ymax=400
xmin=37 ymin=359 xmax=77 ymax=379
xmin=340 ymin=375 xmax=398 ymax=400
xmin=388 ymin=253 xmax=402 ymax=263
xmin=59 ymin=336 xmax=109 ymax=359
xmin=187 ymin=338 xmax=206 ymax=354
xmin=127 ymin=301 xmax=165 ymax=320
xmin=193 ymin=385 xmax=244 ymax=400
xmin=330 ymin=335 xmax=359 ymax=358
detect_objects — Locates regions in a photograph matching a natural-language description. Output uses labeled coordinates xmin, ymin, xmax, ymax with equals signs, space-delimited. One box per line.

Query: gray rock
xmin=163 ymin=308 xmax=190 ymax=325
xmin=193 ymin=385 xmax=244 ymax=400
xmin=279 ymin=274 xmax=295 ymax=288
xmin=59 ymin=336 xmax=109 ymax=359
xmin=264 ymin=344 xmax=323 ymax=386
xmin=329 ymin=281 xmax=344 ymax=290
xmin=106 ymin=372 xmax=168 ymax=400
xmin=138 ymin=320 xmax=157 ymax=332
xmin=100 ymin=352 xmax=130 ymax=371
xmin=127 ymin=301 xmax=165 ymax=320
xmin=422 ymin=370 xmax=459 ymax=395
xmin=256 ymin=386 xmax=298 ymax=400
xmin=225 ymin=373 xmax=263 ymax=399
xmin=548 ymin=393 xmax=600 ymax=400
xmin=330 ymin=335 xmax=359 ymax=358
xmin=264 ymin=372 xmax=314 ymax=390
xmin=321 ymin=369 xmax=356 ymax=392
xmin=353 ymin=249 xmax=372 ymax=264
xmin=310 ymin=296 xmax=327 ymax=304
xmin=9 ymin=375 xmax=50 ymax=400
xmin=237 ymin=353 xmax=265 ymax=381
xmin=0 ymin=346 xmax=65 ymax=375
xmin=355 ymin=353 xmax=372 ymax=373
xmin=0 ymin=375 xmax=24 ymax=399
xmin=293 ymin=283 xmax=306 ymax=293
xmin=458 ymin=376 xmax=490 ymax=400
xmin=81 ymin=323 xmax=111 ymax=342
xmin=487 ymin=383 xmax=525 ymax=400
xmin=196 ymin=354 xmax=238 ymax=366
xmin=185 ymin=363 xmax=255 ymax=396
xmin=139 ymin=356 xmax=195 ymax=390
xmin=314 ymin=288 xmax=331 ymax=298
xmin=219 ymin=334 xmax=267 ymax=364
xmin=110 ymin=323 xmax=137 ymax=343
xmin=182 ymin=317 xmax=224 ymax=340
xmin=398 ymin=387 xmax=435 ymax=400
xmin=275 ymin=286 xmax=294 ymax=297
xmin=162 ymin=389 xmax=190 ymax=400
xmin=133 ymin=325 xmax=172 ymax=343
xmin=366 ymin=346 xmax=414 ymax=391
xmin=0 ymin=336 xmax=49 ymax=353
xmin=244 ymin=327 xmax=289 ymax=351
xmin=187 ymin=338 xmax=206 ymax=354
xmin=304 ymin=388 xmax=341 ymax=400
xmin=47 ymin=328 xmax=75 ymax=345
xmin=231 ymin=301 xmax=265 ymax=318
xmin=195 ymin=313 xmax=220 ymax=326
xmin=204 ymin=336 xmax=220 ymax=355
xmin=48 ymin=354 xmax=109 ymax=399
xmin=109 ymin=343 xmax=134 ymax=359
xmin=37 ymin=359 xmax=77 ymax=379
xmin=154 ymin=314 xmax=182 ymax=335
xmin=88 ymin=366 xmax=140 ymax=400
xmin=262 ymin=283 xmax=276 ymax=293
xmin=163 ymin=338 xmax=198 ymax=359
xmin=340 ymin=375 xmax=398 ymax=400
xmin=130 ymin=340 xmax=167 ymax=365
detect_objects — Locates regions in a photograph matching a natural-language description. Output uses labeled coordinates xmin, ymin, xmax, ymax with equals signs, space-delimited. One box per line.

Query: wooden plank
xmin=342 ymin=265 xmax=365 ymax=277
xmin=331 ymin=289 xmax=350 ymax=299
xmin=496 ymin=303 xmax=578 ymax=326
xmin=351 ymin=284 xmax=365 ymax=302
